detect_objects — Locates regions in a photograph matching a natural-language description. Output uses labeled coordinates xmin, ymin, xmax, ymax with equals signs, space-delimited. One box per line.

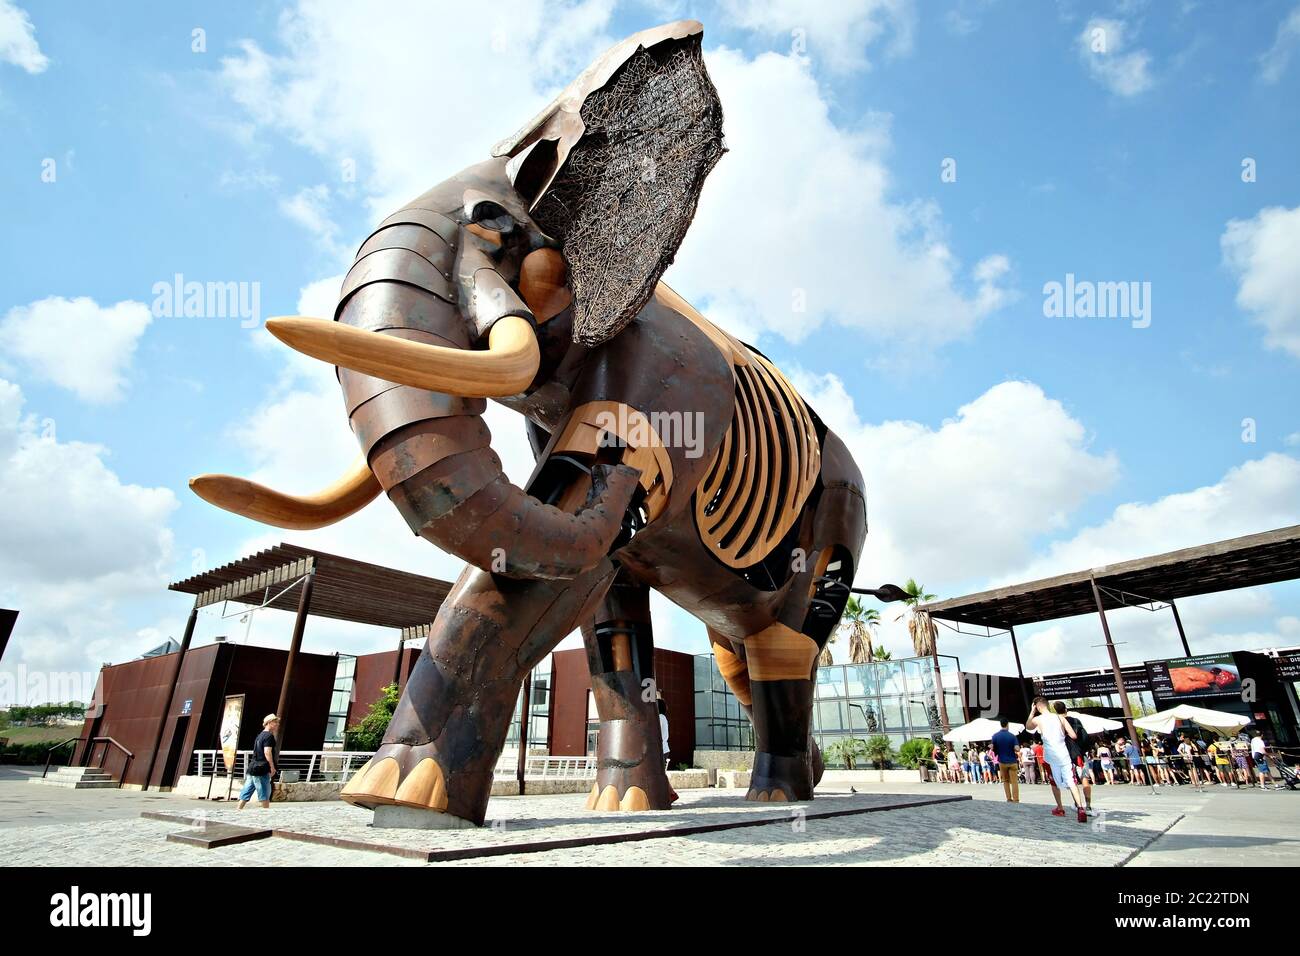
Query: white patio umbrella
xmin=942 ymin=717 xmax=1025 ymax=742
xmin=1066 ymin=711 xmax=1124 ymax=734
xmin=1132 ymin=704 xmax=1249 ymax=736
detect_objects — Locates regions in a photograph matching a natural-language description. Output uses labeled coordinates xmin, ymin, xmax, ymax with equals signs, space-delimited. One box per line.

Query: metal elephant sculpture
xmin=192 ymin=21 xmax=868 ymax=828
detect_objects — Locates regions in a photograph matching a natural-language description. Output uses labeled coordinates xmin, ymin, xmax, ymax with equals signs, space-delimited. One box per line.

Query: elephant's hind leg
xmin=581 ymin=573 xmax=674 ymax=812
xmin=342 ymin=560 xmax=617 ymax=827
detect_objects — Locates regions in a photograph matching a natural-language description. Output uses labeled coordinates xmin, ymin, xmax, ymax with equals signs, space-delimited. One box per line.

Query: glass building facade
xmin=694 ymin=653 xmax=755 ymax=751
xmin=325 ymin=654 xmax=355 ymax=745
xmin=504 ymin=656 xmax=552 ymax=754
xmin=695 ymin=653 xmax=965 ymax=765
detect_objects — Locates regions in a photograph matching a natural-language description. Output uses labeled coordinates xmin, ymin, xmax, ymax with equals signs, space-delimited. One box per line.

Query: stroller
xmin=1277 ymin=760 xmax=1299 ymax=791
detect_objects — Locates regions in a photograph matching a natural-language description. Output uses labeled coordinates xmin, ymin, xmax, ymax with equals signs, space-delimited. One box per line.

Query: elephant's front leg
xmin=342 ymin=560 xmax=617 ymax=827
xmin=744 ymin=623 xmax=819 ymax=802
xmin=581 ymin=574 xmax=674 ymax=812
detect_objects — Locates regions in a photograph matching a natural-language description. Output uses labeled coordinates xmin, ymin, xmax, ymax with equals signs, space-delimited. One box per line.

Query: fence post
xmin=307 ymin=753 xmax=317 ymax=783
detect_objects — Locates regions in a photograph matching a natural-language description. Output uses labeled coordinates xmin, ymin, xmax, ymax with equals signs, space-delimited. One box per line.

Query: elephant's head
xmin=190 ymin=21 xmax=723 ymax=580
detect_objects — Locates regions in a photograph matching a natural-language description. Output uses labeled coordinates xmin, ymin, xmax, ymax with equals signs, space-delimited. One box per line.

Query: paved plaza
xmin=6 ymin=765 xmax=1295 ymax=866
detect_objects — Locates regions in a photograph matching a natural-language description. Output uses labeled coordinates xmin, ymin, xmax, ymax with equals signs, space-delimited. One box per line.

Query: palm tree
xmin=817 ymin=633 xmax=835 ymax=667
xmin=898 ymin=578 xmax=937 ymax=657
xmin=864 ymin=734 xmax=894 ymax=782
xmin=894 ymin=578 xmax=950 ymax=733
xmin=871 ymin=647 xmax=893 ymax=661
xmin=823 ymin=737 xmax=869 ymax=770
xmin=838 ymin=596 xmax=879 ymax=664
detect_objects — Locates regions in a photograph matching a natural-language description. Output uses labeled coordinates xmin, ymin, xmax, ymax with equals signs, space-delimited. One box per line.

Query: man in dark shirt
xmin=238 ymin=713 xmax=280 ymax=809
xmin=991 ymin=719 xmax=1020 ymax=803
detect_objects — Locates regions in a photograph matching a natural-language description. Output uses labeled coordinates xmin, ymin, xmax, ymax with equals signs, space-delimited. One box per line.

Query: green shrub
xmin=1 ymin=741 xmax=75 ymax=766
xmin=898 ymin=737 xmax=935 ymax=769
xmin=343 ymin=683 xmax=399 ymax=752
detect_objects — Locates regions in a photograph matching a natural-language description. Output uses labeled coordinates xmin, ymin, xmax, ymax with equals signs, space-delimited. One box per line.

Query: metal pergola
xmin=918 ymin=524 xmax=1300 ymax=739
xmin=138 ymin=544 xmax=455 ymax=789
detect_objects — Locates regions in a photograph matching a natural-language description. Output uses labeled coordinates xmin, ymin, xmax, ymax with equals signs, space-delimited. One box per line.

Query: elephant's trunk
xmin=331 ymin=209 xmax=637 ymax=579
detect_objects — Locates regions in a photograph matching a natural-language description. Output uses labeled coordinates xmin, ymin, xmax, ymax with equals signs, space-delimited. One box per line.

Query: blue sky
xmin=2 ymin=0 xmax=1299 ymax=705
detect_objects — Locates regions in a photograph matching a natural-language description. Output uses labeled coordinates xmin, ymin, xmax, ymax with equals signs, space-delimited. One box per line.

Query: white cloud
xmin=0 ymin=296 xmax=152 ymax=403
xmin=1077 ymin=17 xmax=1153 ymax=96
xmin=795 ymin=376 xmax=1119 ymax=591
xmin=0 ymin=378 xmax=178 ymax=696
xmin=219 ymin=0 xmax=617 ymax=219
xmin=1221 ymin=204 xmax=1300 ymax=359
xmin=670 ymin=48 xmax=1012 ymax=350
xmin=278 ymin=184 xmax=347 ymax=262
xmin=1005 ymin=453 xmax=1300 ymax=584
xmin=718 ymin=0 xmax=916 ymax=73
xmin=1259 ymin=4 xmax=1300 ymax=84
xmin=0 ymin=0 xmax=47 ymax=74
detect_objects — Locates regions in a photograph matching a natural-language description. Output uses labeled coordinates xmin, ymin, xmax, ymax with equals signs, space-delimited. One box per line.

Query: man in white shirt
xmin=1026 ymin=696 xmax=1087 ymax=822
xmin=1250 ymin=730 xmax=1273 ymax=789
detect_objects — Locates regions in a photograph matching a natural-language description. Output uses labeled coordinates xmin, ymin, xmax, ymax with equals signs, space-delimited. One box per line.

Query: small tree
xmin=897 ymin=737 xmax=934 ymax=770
xmin=865 ymin=734 xmax=894 ymax=782
xmin=344 ymin=683 xmax=399 ymax=752
xmin=823 ymin=737 xmax=868 ymax=770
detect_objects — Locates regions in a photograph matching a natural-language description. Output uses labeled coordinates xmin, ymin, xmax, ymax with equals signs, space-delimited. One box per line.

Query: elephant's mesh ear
xmin=531 ymin=35 xmax=724 ymax=347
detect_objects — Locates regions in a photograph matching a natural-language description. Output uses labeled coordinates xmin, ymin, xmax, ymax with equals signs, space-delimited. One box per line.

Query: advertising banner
xmin=1034 ymin=666 xmax=1151 ymax=699
xmin=1146 ymin=652 xmax=1241 ymax=699
xmin=219 ymin=694 xmax=245 ymax=773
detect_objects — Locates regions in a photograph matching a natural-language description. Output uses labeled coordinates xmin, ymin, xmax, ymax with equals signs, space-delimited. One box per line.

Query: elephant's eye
xmin=463 ymin=190 xmax=516 ymax=234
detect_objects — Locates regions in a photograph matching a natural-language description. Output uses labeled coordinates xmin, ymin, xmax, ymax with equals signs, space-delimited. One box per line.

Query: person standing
xmin=1124 ymin=738 xmax=1145 ymax=786
xmin=992 ymin=720 xmax=1020 ymax=803
xmin=658 ymin=698 xmax=679 ymax=804
xmin=1054 ymin=702 xmax=1094 ymax=814
xmin=1250 ymin=729 xmax=1273 ymax=790
xmin=1097 ymin=740 xmax=1115 ymax=786
xmin=1020 ymin=738 xmax=1036 ymax=785
xmin=237 ymin=713 xmax=279 ymax=810
xmin=947 ymin=746 xmax=961 ymax=783
xmin=1028 ymin=697 xmax=1087 ymax=822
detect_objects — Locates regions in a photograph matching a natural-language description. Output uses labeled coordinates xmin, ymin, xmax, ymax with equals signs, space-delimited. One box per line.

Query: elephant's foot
xmin=746 ymin=752 xmax=814 ymax=803
xmin=341 ymin=742 xmax=481 ymax=827
xmin=583 ymin=717 xmax=674 ymax=812
xmin=584 ymin=781 xmax=661 ymax=812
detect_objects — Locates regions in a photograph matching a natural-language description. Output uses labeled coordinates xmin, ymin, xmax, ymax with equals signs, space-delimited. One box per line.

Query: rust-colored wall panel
xmin=77 ymin=643 xmax=338 ymax=788
xmin=348 ymin=647 xmax=419 ymax=727
xmin=548 ymin=646 xmax=696 ymax=767
xmin=549 ymin=648 xmax=591 ymax=757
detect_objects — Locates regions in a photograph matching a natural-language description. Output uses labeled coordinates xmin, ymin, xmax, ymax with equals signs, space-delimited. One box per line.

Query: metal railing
xmin=87 ymin=737 xmax=133 ymax=787
xmin=188 ymin=750 xmax=600 ymax=783
xmin=493 ymin=755 xmax=597 ymax=779
xmin=189 ymin=749 xmax=373 ymax=783
xmin=41 ymin=738 xmax=80 ymax=778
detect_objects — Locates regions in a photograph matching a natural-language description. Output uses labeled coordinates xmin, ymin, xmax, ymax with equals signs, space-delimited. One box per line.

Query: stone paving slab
xmin=139 ymin=790 xmax=971 ymax=861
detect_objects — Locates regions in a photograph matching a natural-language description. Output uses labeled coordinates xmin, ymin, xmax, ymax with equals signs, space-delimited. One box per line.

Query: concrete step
xmin=29 ymin=767 xmax=120 ymax=789
xmin=52 ymin=766 xmax=114 ymax=781
xmin=28 ymin=777 xmax=121 ymax=789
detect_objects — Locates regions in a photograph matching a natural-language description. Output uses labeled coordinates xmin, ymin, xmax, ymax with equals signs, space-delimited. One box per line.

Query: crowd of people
xmin=928 ymin=698 xmax=1292 ymax=821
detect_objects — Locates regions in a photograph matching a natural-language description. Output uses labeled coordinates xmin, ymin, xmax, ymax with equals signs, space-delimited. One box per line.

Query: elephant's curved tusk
xmin=265 ymin=314 xmax=541 ymax=399
xmin=189 ymin=454 xmax=382 ymax=530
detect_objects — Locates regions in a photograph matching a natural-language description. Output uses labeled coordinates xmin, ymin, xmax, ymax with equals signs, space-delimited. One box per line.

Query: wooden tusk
xmin=189 ymin=454 xmax=381 ymax=530
xmin=264 ymin=314 xmax=541 ymax=398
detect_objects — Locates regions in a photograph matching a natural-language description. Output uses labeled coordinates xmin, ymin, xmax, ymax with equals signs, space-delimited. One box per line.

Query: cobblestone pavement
xmin=6 ymin=767 xmax=1297 ymax=866
xmin=0 ymin=772 xmax=1223 ymax=866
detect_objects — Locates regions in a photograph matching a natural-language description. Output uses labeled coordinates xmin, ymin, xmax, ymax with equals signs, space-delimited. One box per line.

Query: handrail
xmin=41 ymin=737 xmax=81 ymax=778
xmin=85 ymin=736 xmax=134 ymax=788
